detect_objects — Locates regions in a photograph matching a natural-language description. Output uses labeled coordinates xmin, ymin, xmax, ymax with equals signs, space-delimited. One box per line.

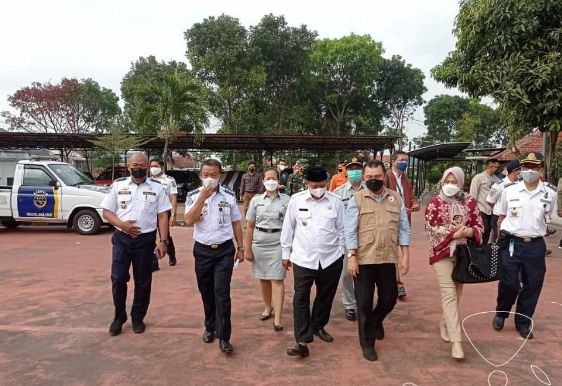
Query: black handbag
xmin=452 ymin=241 xmax=501 ymax=284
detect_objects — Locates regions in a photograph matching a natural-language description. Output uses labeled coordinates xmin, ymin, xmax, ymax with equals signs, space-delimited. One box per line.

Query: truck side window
xmin=22 ymin=168 xmax=53 ymax=186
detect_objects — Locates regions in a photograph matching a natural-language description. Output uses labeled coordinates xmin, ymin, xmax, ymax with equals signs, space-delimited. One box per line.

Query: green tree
xmin=423 ymin=95 xmax=470 ymax=142
xmin=248 ymin=14 xmax=317 ymax=134
xmin=432 ymin=0 xmax=562 ymax=180
xmin=457 ymin=100 xmax=506 ymax=146
xmin=121 ymin=56 xmax=191 ymax=134
xmin=91 ymin=116 xmax=148 ymax=180
xmin=135 ymin=70 xmax=208 ymax=159
xmin=309 ymin=34 xmax=384 ymax=135
xmin=377 ymin=55 xmax=427 ymax=148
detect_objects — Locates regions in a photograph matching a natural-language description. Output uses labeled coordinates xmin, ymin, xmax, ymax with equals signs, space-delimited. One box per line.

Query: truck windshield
xmin=49 ymin=164 xmax=94 ymax=186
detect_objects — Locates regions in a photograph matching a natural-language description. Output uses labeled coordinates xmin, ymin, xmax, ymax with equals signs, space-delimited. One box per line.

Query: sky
xmin=0 ymin=0 xmax=464 ymax=140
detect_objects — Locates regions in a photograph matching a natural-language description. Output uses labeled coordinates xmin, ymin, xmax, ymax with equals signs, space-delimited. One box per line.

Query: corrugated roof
xmin=494 ymin=130 xmax=562 ymax=161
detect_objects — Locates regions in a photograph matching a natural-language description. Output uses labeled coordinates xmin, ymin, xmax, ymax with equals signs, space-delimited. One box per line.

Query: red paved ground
xmin=1 ymin=210 xmax=561 ymax=386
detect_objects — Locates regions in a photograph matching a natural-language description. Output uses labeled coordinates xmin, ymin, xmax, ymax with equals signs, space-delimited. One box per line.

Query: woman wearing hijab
xmin=425 ymin=167 xmax=483 ymax=360
xmin=244 ymin=168 xmax=290 ymax=331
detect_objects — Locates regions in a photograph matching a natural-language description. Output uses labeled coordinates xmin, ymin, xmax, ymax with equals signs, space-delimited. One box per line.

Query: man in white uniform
xmin=184 ymin=159 xmax=244 ymax=355
xmin=150 ymin=159 xmax=179 ymax=269
xmin=492 ymin=152 xmax=557 ymax=340
xmin=101 ymin=152 xmax=172 ymax=336
xmin=281 ymin=166 xmax=345 ymax=358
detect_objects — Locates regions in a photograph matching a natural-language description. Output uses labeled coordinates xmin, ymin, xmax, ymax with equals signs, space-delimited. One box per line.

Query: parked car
xmin=0 ymin=160 xmax=110 ymax=234
xmin=166 ymin=170 xmax=202 ymax=202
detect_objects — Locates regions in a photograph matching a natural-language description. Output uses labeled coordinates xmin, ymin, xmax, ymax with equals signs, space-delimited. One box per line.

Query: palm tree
xmin=136 ymin=70 xmax=208 ymax=161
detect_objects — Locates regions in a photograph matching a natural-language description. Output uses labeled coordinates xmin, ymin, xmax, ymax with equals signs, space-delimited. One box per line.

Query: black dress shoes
xmin=492 ymin=316 xmax=505 ymax=331
xmin=362 ymin=347 xmax=378 ymax=361
xmin=314 ymin=328 xmax=334 ymax=342
xmin=109 ymin=317 xmax=127 ymax=336
xmin=202 ymin=330 xmax=215 ymax=343
xmin=219 ymin=340 xmax=233 ymax=354
xmin=375 ymin=324 xmax=385 ymax=340
xmin=132 ymin=320 xmax=145 ymax=334
xmin=344 ymin=309 xmax=356 ymax=321
xmin=517 ymin=327 xmax=534 ymax=340
xmin=287 ymin=344 xmax=309 ymax=357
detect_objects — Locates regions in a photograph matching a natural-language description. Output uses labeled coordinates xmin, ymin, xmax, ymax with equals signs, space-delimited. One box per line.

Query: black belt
xmin=256 ymin=227 xmax=281 ymax=233
xmin=116 ymin=230 xmax=156 ymax=239
xmin=511 ymin=235 xmax=543 ymax=243
xmin=195 ymin=240 xmax=233 ymax=249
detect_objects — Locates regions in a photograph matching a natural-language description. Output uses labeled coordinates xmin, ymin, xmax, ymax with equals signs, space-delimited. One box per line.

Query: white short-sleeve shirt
xmin=499 ymin=181 xmax=557 ymax=237
xmin=101 ymin=177 xmax=172 ymax=233
xmin=151 ymin=173 xmax=178 ymax=196
xmin=186 ymin=186 xmax=242 ymax=245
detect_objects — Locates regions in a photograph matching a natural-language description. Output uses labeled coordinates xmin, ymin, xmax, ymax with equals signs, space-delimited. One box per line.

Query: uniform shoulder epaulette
xmin=546 ymin=182 xmax=557 ymax=191
xmin=504 ymin=181 xmax=519 ymax=189
xmin=114 ymin=177 xmax=127 ymax=182
xmin=187 ymin=188 xmax=201 ymax=196
xmin=292 ymin=190 xmax=307 ymax=197
xmin=149 ymin=178 xmax=161 ymax=184
xmin=279 ymin=192 xmax=290 ymax=198
xmin=222 ymin=186 xmax=235 ymax=196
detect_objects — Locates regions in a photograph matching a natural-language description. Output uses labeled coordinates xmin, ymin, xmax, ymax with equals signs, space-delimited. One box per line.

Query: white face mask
xmin=309 ymin=187 xmax=327 ymax=198
xmin=520 ymin=170 xmax=541 ymax=183
xmin=263 ymin=180 xmax=279 ymax=192
xmin=150 ymin=167 xmax=162 ymax=176
xmin=202 ymin=177 xmax=219 ymax=188
xmin=442 ymin=183 xmax=460 ymax=197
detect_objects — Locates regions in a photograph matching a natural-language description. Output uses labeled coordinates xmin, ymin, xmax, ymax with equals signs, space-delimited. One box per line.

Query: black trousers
xmin=193 ymin=240 xmax=235 ymax=341
xmin=111 ymin=230 xmax=156 ymax=321
xmin=292 ymin=256 xmax=343 ymax=343
xmin=496 ymin=237 xmax=546 ymax=329
xmin=354 ymin=263 xmax=398 ymax=348
xmin=480 ymin=212 xmax=493 ymax=244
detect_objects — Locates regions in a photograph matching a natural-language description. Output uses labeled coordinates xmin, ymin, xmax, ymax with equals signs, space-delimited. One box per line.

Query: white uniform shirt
xmin=101 ymin=177 xmax=172 ymax=233
xmin=186 ymin=186 xmax=242 ymax=245
xmin=499 ymin=181 xmax=557 ymax=238
xmin=333 ymin=181 xmax=365 ymax=209
xmin=280 ymin=190 xmax=345 ymax=270
xmin=151 ymin=173 xmax=178 ymax=196
xmin=486 ymin=177 xmax=517 ymax=216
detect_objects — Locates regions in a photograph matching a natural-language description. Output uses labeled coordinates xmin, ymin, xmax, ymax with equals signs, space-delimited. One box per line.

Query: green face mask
xmin=347 ymin=170 xmax=362 ymax=182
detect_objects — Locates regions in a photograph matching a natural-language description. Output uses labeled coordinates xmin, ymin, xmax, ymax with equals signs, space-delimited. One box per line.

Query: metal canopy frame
xmin=0 ymin=132 xmax=396 ymax=153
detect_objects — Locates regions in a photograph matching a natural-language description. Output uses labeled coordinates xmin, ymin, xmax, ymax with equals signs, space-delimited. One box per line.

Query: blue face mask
xmin=347 ymin=169 xmax=362 ymax=182
xmin=396 ymin=161 xmax=408 ymax=172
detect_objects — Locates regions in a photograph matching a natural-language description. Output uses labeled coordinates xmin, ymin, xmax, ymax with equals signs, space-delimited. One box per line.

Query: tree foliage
xmin=432 ymin=0 xmax=562 ymax=178
xmin=423 ymin=95 xmax=505 ymax=147
xmin=3 ymin=78 xmax=119 ymax=134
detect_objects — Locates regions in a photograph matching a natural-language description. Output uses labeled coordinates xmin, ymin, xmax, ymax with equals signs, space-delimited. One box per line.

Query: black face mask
xmin=338 ymin=169 xmax=343 ymax=173
xmin=249 ymin=168 xmax=255 ymax=173
xmin=131 ymin=167 xmax=147 ymax=179
xmin=366 ymin=178 xmax=384 ymax=193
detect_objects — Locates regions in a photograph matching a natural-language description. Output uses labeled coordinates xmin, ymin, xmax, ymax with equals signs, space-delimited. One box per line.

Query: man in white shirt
xmin=470 ymin=158 xmax=501 ymax=243
xmin=184 ymin=159 xmax=244 ymax=355
xmin=150 ymin=159 xmax=180 ymax=269
xmin=101 ymin=152 xmax=172 ymax=336
xmin=281 ymin=166 xmax=345 ymax=358
xmin=486 ymin=160 xmax=520 ymax=242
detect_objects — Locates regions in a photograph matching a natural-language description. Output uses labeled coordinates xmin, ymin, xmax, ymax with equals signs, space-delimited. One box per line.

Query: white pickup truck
xmin=0 ymin=160 xmax=110 ymax=234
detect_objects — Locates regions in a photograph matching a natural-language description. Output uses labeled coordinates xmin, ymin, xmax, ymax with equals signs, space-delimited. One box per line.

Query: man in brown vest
xmin=344 ymin=160 xmax=411 ymax=361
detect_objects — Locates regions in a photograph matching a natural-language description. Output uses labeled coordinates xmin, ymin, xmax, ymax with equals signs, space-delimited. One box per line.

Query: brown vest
xmin=355 ymin=188 xmax=401 ymax=265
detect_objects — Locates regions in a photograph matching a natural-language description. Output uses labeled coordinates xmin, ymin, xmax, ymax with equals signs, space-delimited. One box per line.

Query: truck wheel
xmin=73 ymin=209 xmax=101 ymax=235
xmin=1 ymin=219 xmax=20 ymax=229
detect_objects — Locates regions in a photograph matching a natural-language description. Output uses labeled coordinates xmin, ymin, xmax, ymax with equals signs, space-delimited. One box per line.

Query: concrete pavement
xmin=0 ymin=212 xmax=561 ymax=386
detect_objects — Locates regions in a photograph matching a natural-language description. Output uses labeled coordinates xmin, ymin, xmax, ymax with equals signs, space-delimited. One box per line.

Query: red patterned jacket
xmin=425 ymin=194 xmax=483 ymax=265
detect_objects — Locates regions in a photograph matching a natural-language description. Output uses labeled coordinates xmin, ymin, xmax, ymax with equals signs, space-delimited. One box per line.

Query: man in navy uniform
xmin=101 ymin=152 xmax=172 ymax=336
xmin=184 ymin=159 xmax=244 ymax=354
xmin=492 ymin=152 xmax=557 ymax=339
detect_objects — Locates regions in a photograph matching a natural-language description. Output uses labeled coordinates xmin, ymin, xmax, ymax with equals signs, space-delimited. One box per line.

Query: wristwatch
xmin=171 ymin=213 xmax=176 ymax=217
xmin=347 ymin=252 xmax=356 ymax=258
xmin=160 ymin=239 xmax=169 ymax=245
